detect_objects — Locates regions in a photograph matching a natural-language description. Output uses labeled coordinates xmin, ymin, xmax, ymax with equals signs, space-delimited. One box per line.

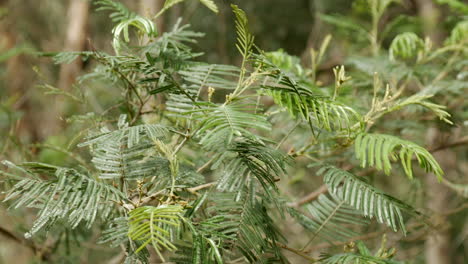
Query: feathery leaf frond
xmin=198 ymin=192 xmax=285 ymax=263
xmin=320 ymin=240 xmax=401 ymax=264
xmin=218 ymin=139 xmax=290 ymax=193
xmin=96 ymin=0 xmax=136 ymax=22
xmin=128 ymin=205 xmax=183 ymax=261
xmin=97 ymin=0 xmax=156 ymax=52
xmin=258 ymin=56 xmax=362 ymax=134
xmin=354 ymin=133 xmax=443 ymax=180
xmin=231 ymin=4 xmax=254 ymax=61
xmin=194 ymin=103 xmax=271 ymax=150
xmin=79 ymin=117 xmax=170 ymax=180
xmin=389 ymin=32 xmax=424 ymax=61
xmin=288 ymin=194 xmax=369 ymax=242
xmin=179 ymin=64 xmax=240 ymax=90
xmin=3 ymin=162 xmax=124 ymax=237
xmin=318 ymin=165 xmax=417 ymax=233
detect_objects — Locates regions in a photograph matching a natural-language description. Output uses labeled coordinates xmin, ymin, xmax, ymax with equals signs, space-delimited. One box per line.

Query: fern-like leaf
xmin=97 ymin=0 xmax=156 ymax=52
xmin=288 ymin=194 xmax=369 ymax=242
xmin=3 ymin=162 xmax=124 ymax=237
xmin=79 ymin=117 xmax=170 ymax=180
xmin=199 ymin=192 xmax=285 ymax=263
xmin=231 ymin=4 xmax=254 ymax=61
xmin=389 ymin=32 xmax=424 ymax=61
xmin=199 ymin=0 xmax=219 ymax=13
xmin=96 ymin=0 xmax=136 ymax=22
xmin=194 ymin=103 xmax=271 ymax=150
xmin=179 ymin=64 xmax=240 ymax=90
xmin=258 ymin=56 xmax=362 ymax=134
xmin=128 ymin=205 xmax=183 ymax=261
xmin=318 ymin=165 xmax=418 ymax=233
xmin=218 ymin=139 xmax=290 ymax=193
xmin=354 ymin=133 xmax=443 ymax=180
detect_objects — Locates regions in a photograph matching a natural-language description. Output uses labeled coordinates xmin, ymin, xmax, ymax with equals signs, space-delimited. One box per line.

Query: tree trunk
xmin=139 ymin=0 xmax=165 ymax=33
xmin=424 ymin=127 xmax=454 ymax=264
xmin=416 ymin=1 xmax=452 ymax=263
xmin=414 ymin=0 xmax=444 ymax=44
xmin=58 ymin=0 xmax=89 ymax=91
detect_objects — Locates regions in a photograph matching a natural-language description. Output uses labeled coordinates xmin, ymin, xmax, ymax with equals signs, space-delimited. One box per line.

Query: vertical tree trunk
xmin=217 ymin=3 xmax=229 ymax=64
xmin=416 ymin=1 xmax=452 ymax=263
xmin=424 ymin=127 xmax=453 ymax=264
xmin=139 ymin=0 xmax=165 ymax=33
xmin=414 ymin=0 xmax=444 ymax=44
xmin=58 ymin=0 xmax=89 ymax=91
xmin=44 ymin=0 xmax=90 ymax=135
xmin=139 ymin=0 xmax=165 ymax=126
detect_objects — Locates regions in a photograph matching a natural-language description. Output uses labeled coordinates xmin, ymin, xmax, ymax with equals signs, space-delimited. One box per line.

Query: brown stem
xmin=276 ymin=242 xmax=317 ymax=262
xmin=429 ymin=136 xmax=468 ymax=153
xmin=186 ymin=181 xmax=217 ymax=194
xmin=287 ymin=185 xmax=328 ymax=208
xmin=0 ymin=226 xmax=40 ymax=256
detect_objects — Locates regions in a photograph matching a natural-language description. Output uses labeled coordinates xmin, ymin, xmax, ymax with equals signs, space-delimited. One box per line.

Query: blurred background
xmin=0 ymin=0 xmax=466 ymax=263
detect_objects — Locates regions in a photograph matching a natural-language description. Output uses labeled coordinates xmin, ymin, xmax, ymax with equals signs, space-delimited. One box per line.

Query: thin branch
xmin=197 ymin=156 xmax=215 ymax=173
xmin=287 ymin=185 xmax=328 ymax=207
xmin=276 ymin=121 xmax=301 ymax=150
xmin=173 ymin=135 xmax=189 ymax=155
xmin=186 ymin=181 xmax=217 ymax=194
xmin=441 ymin=202 xmax=468 ymax=215
xmin=304 ymin=221 xmax=427 ymax=253
xmin=429 ymin=135 xmax=468 ymax=153
xmin=34 ymin=143 xmax=92 ymax=170
xmin=0 ymin=226 xmax=38 ymax=254
xmin=304 ymin=228 xmax=388 ymax=253
xmin=276 ymin=242 xmax=317 ymax=262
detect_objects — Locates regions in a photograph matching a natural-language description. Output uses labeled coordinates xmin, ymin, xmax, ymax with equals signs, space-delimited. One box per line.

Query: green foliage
xmin=156 ymin=0 xmax=218 ymax=18
xmin=2 ymin=162 xmax=124 ymax=237
xmin=189 ymin=192 xmax=284 ymax=263
xmin=320 ymin=240 xmax=401 ymax=264
xmin=194 ymin=103 xmax=271 ymax=150
xmin=258 ymin=53 xmax=362 ymax=135
xmin=96 ymin=0 xmax=137 ymax=22
xmin=437 ymin=0 xmax=468 ymax=14
xmin=2 ymin=1 xmax=464 ymax=263
xmin=79 ymin=116 xmax=170 ymax=180
xmin=128 ymin=205 xmax=183 ymax=260
xmin=231 ymin=4 xmax=255 ymax=62
xmin=354 ymin=133 xmax=444 ymax=180
xmin=447 ymin=20 xmax=468 ymax=45
xmin=218 ymin=139 xmax=290 ymax=193
xmin=318 ymin=165 xmax=415 ymax=233
xmin=389 ymin=32 xmax=425 ymax=61
xmin=288 ymin=194 xmax=369 ymax=241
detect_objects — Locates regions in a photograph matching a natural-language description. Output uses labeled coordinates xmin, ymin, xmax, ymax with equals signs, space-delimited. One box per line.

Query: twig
xmin=304 ymin=229 xmax=387 ymax=253
xmin=34 ymin=143 xmax=91 ymax=170
xmin=0 ymin=226 xmax=39 ymax=254
xmin=441 ymin=202 xmax=468 ymax=215
xmin=186 ymin=181 xmax=217 ymax=194
xmin=429 ymin=136 xmax=468 ymax=153
xmin=287 ymin=185 xmax=328 ymax=207
xmin=276 ymin=121 xmax=301 ymax=150
xmin=276 ymin=242 xmax=317 ymax=262
xmin=173 ymin=135 xmax=189 ymax=155
xmin=304 ymin=222 xmax=426 ymax=253
xmin=197 ymin=156 xmax=215 ymax=173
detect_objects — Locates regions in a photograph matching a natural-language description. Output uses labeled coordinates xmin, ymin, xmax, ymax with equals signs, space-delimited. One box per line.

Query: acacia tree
xmin=1 ymin=0 xmax=466 ymax=263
